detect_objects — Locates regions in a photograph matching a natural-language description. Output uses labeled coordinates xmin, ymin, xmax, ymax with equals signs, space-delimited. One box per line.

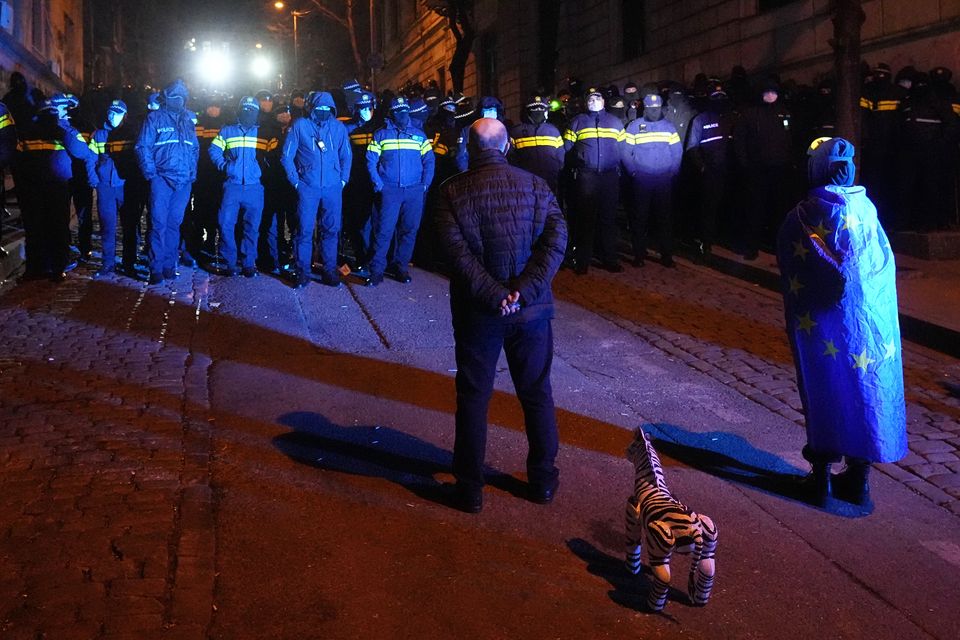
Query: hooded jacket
xmin=280 ymin=91 xmax=351 ymax=189
xmin=135 ymin=81 xmax=200 ymax=184
xmin=366 ymin=115 xmax=435 ymax=190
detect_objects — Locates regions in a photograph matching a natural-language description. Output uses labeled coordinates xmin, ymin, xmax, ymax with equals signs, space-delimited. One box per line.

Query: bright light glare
xmin=198 ymin=50 xmax=233 ymax=86
xmin=274 ymin=1 xmax=285 ymax=9
xmin=255 ymin=42 xmax=263 ymax=49
xmin=250 ymin=56 xmax=272 ymax=79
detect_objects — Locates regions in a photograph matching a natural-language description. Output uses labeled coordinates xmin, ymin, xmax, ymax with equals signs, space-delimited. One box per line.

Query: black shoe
xmin=799 ymin=463 xmax=832 ymax=508
xmin=365 ymin=273 xmax=384 ymax=287
xmin=163 ymin=268 xmax=178 ymax=280
xmin=351 ymin=263 xmax=370 ymax=278
xmin=180 ymin=255 xmax=198 ymax=268
xmin=529 ymin=477 xmax=559 ymax=505
xmin=833 ymin=462 xmax=872 ymax=508
xmin=93 ymin=266 xmax=115 ymax=279
xmin=242 ymin=267 xmax=259 ymax=278
xmin=601 ymin=262 xmax=623 ymax=273
xmin=386 ymin=265 xmax=412 ymax=283
xmin=661 ymin=255 xmax=676 ymax=268
xmin=294 ymin=272 xmax=310 ymax=289
xmin=319 ymin=271 xmax=342 ymax=288
xmin=148 ymin=272 xmax=164 ymax=285
xmin=448 ymin=483 xmax=483 ymax=514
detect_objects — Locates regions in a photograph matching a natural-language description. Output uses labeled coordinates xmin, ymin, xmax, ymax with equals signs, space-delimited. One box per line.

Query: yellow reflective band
xmin=420 ymin=140 xmax=432 ymax=155
xmin=107 ymin=140 xmax=134 ymax=152
xmin=953 ymin=103 xmax=960 ymax=116
xmin=875 ymin=100 xmax=899 ymax=111
xmin=367 ymin=141 xmax=382 ymax=155
xmin=89 ymin=141 xmax=105 ymax=154
xmin=0 ymin=114 xmax=11 ymax=129
xmin=563 ymin=129 xmax=577 ymax=142
xmin=222 ymin=136 xmax=270 ymax=150
xmin=435 ymin=144 xmax=449 ymax=156
xmin=628 ymin=132 xmax=680 ymax=145
xmin=859 ymin=97 xmax=874 ymax=110
xmin=212 ymin=136 xmax=226 ymax=150
xmin=432 ymin=132 xmax=441 ymax=144
xmin=574 ymin=127 xmax=624 ymax=141
xmin=21 ymin=140 xmax=66 ymax=151
xmin=266 ymin=138 xmax=278 ymax=151
xmin=512 ymin=135 xmax=563 ymax=149
xmin=378 ymin=139 xmax=424 ymax=151
xmin=350 ymin=133 xmax=373 ymax=146
xmin=76 ymin=133 xmax=88 ymax=143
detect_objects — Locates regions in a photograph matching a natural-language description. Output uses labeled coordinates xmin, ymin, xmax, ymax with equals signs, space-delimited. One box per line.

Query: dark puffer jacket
xmin=436 ymin=149 xmax=567 ymax=324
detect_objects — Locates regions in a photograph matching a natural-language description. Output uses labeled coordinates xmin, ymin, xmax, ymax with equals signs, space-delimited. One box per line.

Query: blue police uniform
xmin=508 ymin=96 xmax=565 ymax=194
xmin=343 ymin=92 xmax=377 ymax=267
xmin=210 ymin=97 xmax=278 ymax=275
xmin=18 ymin=94 xmax=97 ymax=279
xmin=365 ymin=97 xmax=435 ymax=284
xmin=135 ymin=80 xmax=200 ymax=282
xmin=280 ymin=91 xmax=351 ymax=287
xmin=563 ymin=93 xmax=626 ymax=272
xmin=623 ymin=95 xmax=682 ymax=265
xmin=89 ymin=100 xmax=140 ymax=275
xmin=686 ymin=91 xmax=736 ymax=254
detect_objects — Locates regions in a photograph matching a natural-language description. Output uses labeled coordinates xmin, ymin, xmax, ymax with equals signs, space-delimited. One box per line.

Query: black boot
xmin=833 ymin=458 xmax=872 ymax=508
xmin=801 ymin=445 xmax=838 ymax=508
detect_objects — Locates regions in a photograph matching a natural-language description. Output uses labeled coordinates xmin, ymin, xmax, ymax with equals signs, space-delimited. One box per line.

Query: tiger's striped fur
xmin=625 ymin=427 xmax=718 ymax=611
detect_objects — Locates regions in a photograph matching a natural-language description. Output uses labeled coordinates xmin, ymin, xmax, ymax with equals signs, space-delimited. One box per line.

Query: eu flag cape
xmin=776 ymin=185 xmax=907 ymax=463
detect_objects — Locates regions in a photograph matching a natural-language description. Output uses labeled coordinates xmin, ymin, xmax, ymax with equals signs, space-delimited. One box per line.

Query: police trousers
xmin=294 ymin=183 xmax=342 ymax=277
xmin=96 ymin=184 xmax=139 ymax=269
xmin=627 ymin=176 xmax=674 ymax=259
xmin=369 ymin=185 xmax=425 ymax=276
xmin=452 ymin=317 xmax=559 ymax=491
xmin=147 ymin=178 xmax=192 ymax=277
xmin=573 ymin=170 xmax=620 ymax=268
xmin=218 ymin=183 xmax=264 ymax=270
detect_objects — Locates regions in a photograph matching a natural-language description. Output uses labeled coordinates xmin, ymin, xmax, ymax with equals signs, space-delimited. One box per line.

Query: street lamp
xmin=272 ymin=2 xmax=310 ymax=88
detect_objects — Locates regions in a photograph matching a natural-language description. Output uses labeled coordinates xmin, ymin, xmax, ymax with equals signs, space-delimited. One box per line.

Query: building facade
xmin=376 ymin=0 xmax=960 ymax=116
xmin=0 ymin=0 xmax=84 ymax=97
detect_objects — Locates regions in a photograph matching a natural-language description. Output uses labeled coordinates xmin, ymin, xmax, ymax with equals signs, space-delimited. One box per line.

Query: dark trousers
xmin=123 ymin=178 xmax=148 ymax=268
xmin=369 ymin=185 xmax=424 ymax=276
xmin=72 ymin=179 xmax=94 ymax=256
xmin=697 ymin=165 xmax=728 ymax=249
xmin=453 ymin=317 xmax=559 ymax=491
xmin=218 ymin=183 xmax=264 ymax=270
xmin=627 ymin=176 xmax=674 ymax=259
xmin=259 ymin=179 xmax=296 ymax=270
xmin=342 ymin=179 xmax=374 ymax=264
xmin=193 ymin=175 xmax=223 ymax=254
xmin=96 ymin=185 xmax=124 ymax=268
xmin=744 ymin=164 xmax=792 ymax=253
xmin=147 ymin=178 xmax=192 ymax=277
xmin=294 ymin=183 xmax=341 ymax=277
xmin=573 ymin=170 xmax=620 ymax=267
xmin=27 ymin=181 xmax=72 ymax=274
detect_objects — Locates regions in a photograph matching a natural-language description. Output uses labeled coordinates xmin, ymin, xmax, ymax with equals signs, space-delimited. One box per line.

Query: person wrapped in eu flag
xmin=776 ymin=137 xmax=907 ymax=511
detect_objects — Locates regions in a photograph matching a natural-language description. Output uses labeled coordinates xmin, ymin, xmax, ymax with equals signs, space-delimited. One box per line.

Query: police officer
xmin=860 ymin=63 xmax=906 ymax=227
xmin=365 ymin=96 xmax=435 ymax=286
xmin=192 ymin=93 xmax=227 ymax=261
xmin=508 ymin=95 xmax=565 ymax=195
xmin=66 ymin=93 xmax=95 ymax=264
xmin=280 ymin=91 xmax=351 ymax=288
xmin=208 ymin=96 xmax=277 ymax=278
xmin=135 ymin=79 xmax=200 ymax=285
xmin=734 ymin=78 xmax=795 ymax=259
xmin=563 ymin=87 xmax=626 ymax=273
xmin=88 ymin=99 xmax=139 ymax=278
xmin=343 ymin=91 xmax=378 ymax=271
xmin=0 ymin=98 xmax=16 ymax=255
xmin=18 ymin=94 xmax=97 ymax=281
xmin=417 ymin=94 xmax=462 ymax=271
xmin=455 ymin=96 xmax=503 ymax=172
xmin=623 ymin=92 xmax=683 ymax=267
xmin=686 ymin=84 xmax=737 ymax=258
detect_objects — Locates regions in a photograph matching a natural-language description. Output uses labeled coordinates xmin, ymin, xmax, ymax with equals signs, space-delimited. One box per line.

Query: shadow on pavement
xmin=273 ymin=411 xmax=529 ymax=505
xmin=644 ymin=423 xmax=871 ymax=518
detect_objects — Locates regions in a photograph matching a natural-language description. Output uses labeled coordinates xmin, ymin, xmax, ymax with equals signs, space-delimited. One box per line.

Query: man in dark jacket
xmin=508 ymin=95 xmax=565 ymax=195
xmin=136 ymin=79 xmax=200 ymax=284
xmin=280 ymin=90 xmax=351 ymax=288
xmin=435 ymin=118 xmax=567 ymax=514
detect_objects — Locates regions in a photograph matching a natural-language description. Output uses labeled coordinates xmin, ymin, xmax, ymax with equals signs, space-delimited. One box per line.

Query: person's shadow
xmin=642 ymin=423 xmax=871 ymax=518
xmin=273 ymin=412 xmax=528 ymax=506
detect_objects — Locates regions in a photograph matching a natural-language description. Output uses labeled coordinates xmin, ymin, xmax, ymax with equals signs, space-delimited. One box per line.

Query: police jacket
xmin=426 ymin=114 xmax=461 ymax=184
xmin=686 ymin=109 xmax=736 ymax=171
xmin=734 ymin=102 xmax=794 ymax=168
xmin=195 ymin=112 xmax=226 ymax=180
xmin=366 ymin=119 xmax=435 ymax=190
xmin=664 ymin=94 xmax=697 ymax=148
xmin=563 ymin=110 xmax=625 ymax=173
xmin=0 ymin=101 xmax=17 ymax=169
xmin=898 ymin=92 xmax=955 ymax=151
xmin=508 ymin=120 xmax=565 ymax=186
xmin=280 ymin=112 xmax=351 ymax=190
xmin=18 ymin=113 xmax=96 ymax=184
xmin=345 ymin=118 xmax=377 ymax=183
xmin=436 ymin=150 xmax=567 ymax=325
xmin=209 ymin=123 xmax=277 ymax=186
xmin=136 ymin=106 xmax=199 ymax=184
xmin=89 ymin=123 xmax=138 ymax=187
xmin=622 ymin=117 xmax=682 ymax=180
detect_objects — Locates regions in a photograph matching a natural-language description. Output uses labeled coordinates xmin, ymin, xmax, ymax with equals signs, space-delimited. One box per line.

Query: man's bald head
xmin=469 ymin=117 xmax=509 ymax=154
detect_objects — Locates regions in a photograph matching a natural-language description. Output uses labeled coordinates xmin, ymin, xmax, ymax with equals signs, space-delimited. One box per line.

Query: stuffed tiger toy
xmin=625 ymin=427 xmax=718 ymax=612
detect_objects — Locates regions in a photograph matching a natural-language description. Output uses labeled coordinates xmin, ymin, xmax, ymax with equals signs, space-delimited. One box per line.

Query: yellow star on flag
xmin=851 ymin=349 xmax=875 ymax=371
xmin=884 ymin=341 xmax=897 ymax=360
xmin=788 ymin=275 xmax=804 ymax=296
xmin=812 ymin=221 xmax=832 ymax=238
xmin=796 ymin=312 xmax=817 ymax=335
xmin=841 ymin=213 xmax=862 ymax=231
xmin=792 ymin=240 xmax=809 ymax=260
xmin=823 ymin=340 xmax=839 ymax=359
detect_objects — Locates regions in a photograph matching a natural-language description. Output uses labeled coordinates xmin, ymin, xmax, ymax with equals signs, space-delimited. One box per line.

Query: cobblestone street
xmin=2 ymin=256 xmax=959 ymax=638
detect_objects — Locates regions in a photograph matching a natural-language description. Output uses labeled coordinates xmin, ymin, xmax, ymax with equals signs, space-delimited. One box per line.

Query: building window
xmin=622 ymin=0 xmax=646 ymax=60
xmin=537 ymin=0 xmax=560 ymax=93
xmin=31 ymin=0 xmax=44 ymax=51
xmin=759 ymin=0 xmax=800 ymax=11
xmin=479 ymin=32 xmax=497 ymax=98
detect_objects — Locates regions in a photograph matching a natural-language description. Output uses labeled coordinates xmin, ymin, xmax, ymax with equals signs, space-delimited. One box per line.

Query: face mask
xmin=312 ymin=108 xmax=333 ymax=123
xmin=643 ymin=107 xmax=662 ymax=121
xmin=762 ymin=91 xmax=778 ymax=104
xmin=392 ymin=112 xmax=410 ymax=128
xmin=528 ymin=110 xmax=547 ymax=125
xmin=482 ymin=107 xmax=498 ymax=119
xmin=107 ymin=112 xmax=124 ymax=128
xmin=239 ymin=109 xmax=259 ymax=127
xmin=165 ymin=95 xmax=185 ymax=113
xmin=898 ymin=79 xmax=912 ymax=90
xmin=359 ymin=107 xmax=373 ymax=122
